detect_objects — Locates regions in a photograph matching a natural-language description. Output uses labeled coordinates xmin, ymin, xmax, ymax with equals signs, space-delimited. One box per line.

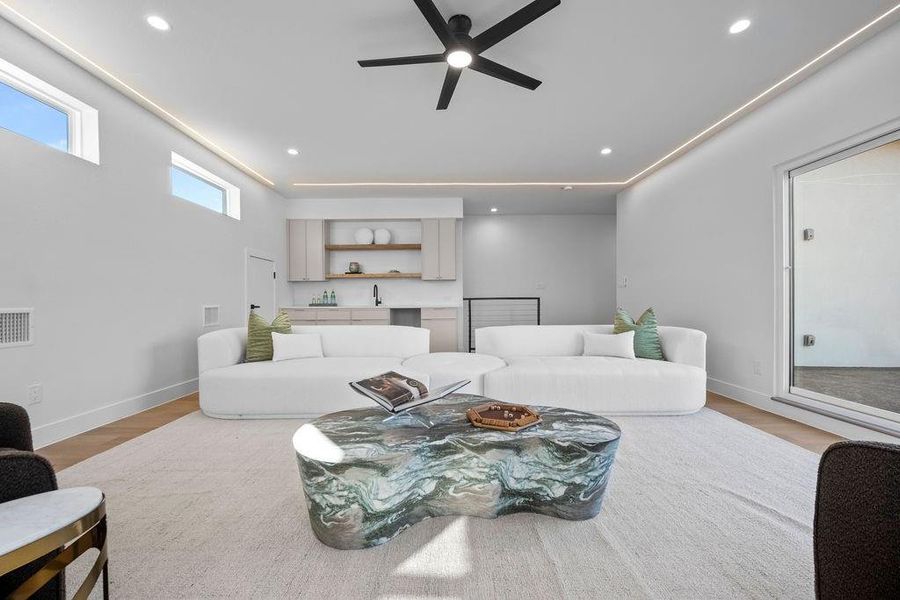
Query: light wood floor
xmin=705 ymin=392 xmax=843 ymax=453
xmin=38 ymin=393 xmax=200 ymax=471
xmin=37 ymin=391 xmax=843 ymax=471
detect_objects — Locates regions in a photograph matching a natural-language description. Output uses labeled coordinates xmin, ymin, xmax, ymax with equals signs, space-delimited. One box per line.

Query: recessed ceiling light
xmin=561 ymin=185 xmax=574 ymax=191
xmin=287 ymin=148 xmax=300 ymax=156
xmin=490 ymin=207 xmax=498 ymax=213
xmin=146 ymin=15 xmax=171 ymax=31
xmin=729 ymin=19 xmax=751 ymax=34
xmin=447 ymin=50 xmax=473 ymax=69
xmin=600 ymin=147 xmax=612 ymax=155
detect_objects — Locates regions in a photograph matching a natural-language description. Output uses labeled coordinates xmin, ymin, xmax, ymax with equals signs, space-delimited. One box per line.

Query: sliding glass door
xmin=789 ymin=133 xmax=900 ymax=423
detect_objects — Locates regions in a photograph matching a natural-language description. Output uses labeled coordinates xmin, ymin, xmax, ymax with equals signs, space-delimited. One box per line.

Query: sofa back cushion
xmin=476 ymin=325 xmax=614 ymax=357
xmin=199 ymin=325 xmax=430 ymax=373
xmin=291 ymin=325 xmax=429 ymax=358
xmin=475 ymin=325 xmax=707 ymax=370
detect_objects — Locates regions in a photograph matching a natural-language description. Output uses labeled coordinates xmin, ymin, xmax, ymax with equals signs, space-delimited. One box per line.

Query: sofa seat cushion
xmin=401 ymin=352 xmax=507 ymax=395
xmin=483 ymin=356 xmax=706 ymax=415
xmin=200 ymin=357 xmax=429 ymax=418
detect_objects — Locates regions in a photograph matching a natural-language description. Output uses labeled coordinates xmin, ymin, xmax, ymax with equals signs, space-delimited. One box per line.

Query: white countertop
xmin=283 ymin=304 xmax=460 ymax=309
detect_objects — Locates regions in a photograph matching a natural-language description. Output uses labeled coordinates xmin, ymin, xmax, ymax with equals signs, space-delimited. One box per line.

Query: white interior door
xmin=246 ymin=252 xmax=276 ymax=322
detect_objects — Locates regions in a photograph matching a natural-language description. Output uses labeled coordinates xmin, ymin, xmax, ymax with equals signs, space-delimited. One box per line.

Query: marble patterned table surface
xmin=293 ymin=394 xmax=621 ymax=549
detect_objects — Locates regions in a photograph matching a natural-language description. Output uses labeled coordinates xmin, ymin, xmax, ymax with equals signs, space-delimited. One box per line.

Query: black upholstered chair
xmin=814 ymin=440 xmax=900 ymax=600
xmin=0 ymin=402 xmax=64 ymax=600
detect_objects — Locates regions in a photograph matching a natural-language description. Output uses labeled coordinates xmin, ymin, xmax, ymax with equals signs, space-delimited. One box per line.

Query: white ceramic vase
xmin=354 ymin=228 xmax=374 ymax=244
xmin=374 ymin=228 xmax=391 ymax=244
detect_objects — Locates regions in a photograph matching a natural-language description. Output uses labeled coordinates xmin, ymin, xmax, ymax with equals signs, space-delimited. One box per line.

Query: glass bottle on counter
xmin=330 ymin=290 xmax=336 ymax=305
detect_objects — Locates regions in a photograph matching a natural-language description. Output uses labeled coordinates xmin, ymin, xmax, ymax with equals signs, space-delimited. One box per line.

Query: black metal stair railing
xmin=463 ymin=297 xmax=541 ymax=352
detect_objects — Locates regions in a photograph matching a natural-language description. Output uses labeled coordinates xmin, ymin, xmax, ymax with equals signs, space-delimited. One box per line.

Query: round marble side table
xmin=294 ymin=395 xmax=621 ymax=549
xmin=0 ymin=487 xmax=108 ymax=600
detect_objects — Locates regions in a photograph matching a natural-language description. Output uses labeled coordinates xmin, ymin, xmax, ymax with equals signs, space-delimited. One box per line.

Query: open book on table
xmin=350 ymin=371 xmax=470 ymax=414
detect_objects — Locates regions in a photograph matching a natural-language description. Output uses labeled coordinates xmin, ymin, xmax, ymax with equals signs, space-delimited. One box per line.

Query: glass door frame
xmin=774 ymin=123 xmax=900 ymax=437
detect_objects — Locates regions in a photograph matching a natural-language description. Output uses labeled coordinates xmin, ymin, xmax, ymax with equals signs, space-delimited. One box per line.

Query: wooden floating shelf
xmin=325 ymin=244 xmax=422 ymax=251
xmin=325 ymin=272 xmax=422 ymax=280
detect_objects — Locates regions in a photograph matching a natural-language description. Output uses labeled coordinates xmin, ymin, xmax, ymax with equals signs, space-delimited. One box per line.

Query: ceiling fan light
xmin=447 ymin=50 xmax=473 ymax=69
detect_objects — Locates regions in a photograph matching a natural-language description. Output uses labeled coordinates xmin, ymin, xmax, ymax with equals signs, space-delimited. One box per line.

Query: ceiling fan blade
xmin=358 ymin=54 xmax=445 ymax=68
xmin=413 ymin=0 xmax=454 ymax=48
xmin=469 ymin=56 xmax=541 ymax=90
xmin=473 ymin=0 xmax=561 ymax=52
xmin=436 ymin=67 xmax=462 ymax=110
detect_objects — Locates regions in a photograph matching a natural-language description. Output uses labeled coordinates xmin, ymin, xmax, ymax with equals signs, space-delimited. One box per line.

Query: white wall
xmin=285 ymin=198 xmax=464 ymax=308
xmin=616 ymin=21 xmax=900 ymax=439
xmin=463 ymin=215 xmax=617 ymax=325
xmin=793 ymin=140 xmax=900 ymax=367
xmin=0 ymin=19 xmax=287 ymax=446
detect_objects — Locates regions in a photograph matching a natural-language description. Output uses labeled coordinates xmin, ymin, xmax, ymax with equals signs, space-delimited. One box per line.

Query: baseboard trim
xmin=707 ymin=377 xmax=898 ymax=442
xmin=707 ymin=378 xmax=772 ymax=406
xmin=32 ymin=379 xmax=199 ymax=449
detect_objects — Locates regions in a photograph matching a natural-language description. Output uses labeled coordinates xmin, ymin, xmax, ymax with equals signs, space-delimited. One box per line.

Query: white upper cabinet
xmin=288 ymin=219 xmax=326 ymax=282
xmin=421 ymin=218 xmax=456 ymax=281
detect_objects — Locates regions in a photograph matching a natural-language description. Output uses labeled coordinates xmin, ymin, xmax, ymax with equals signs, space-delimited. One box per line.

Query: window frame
xmin=170 ymin=152 xmax=241 ymax=220
xmin=0 ymin=56 xmax=99 ymax=164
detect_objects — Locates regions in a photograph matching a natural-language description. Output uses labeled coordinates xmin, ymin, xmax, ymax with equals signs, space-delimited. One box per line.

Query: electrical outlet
xmin=618 ymin=275 xmax=629 ymax=288
xmin=27 ymin=383 xmax=43 ymax=405
xmin=752 ymin=361 xmax=762 ymax=376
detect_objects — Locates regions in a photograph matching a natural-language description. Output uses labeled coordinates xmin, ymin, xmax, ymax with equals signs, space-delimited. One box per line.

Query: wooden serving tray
xmin=466 ymin=402 xmax=542 ymax=432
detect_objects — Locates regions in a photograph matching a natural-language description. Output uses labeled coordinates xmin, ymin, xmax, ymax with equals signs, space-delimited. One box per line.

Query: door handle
xmin=250 ymin=304 xmax=260 ymax=310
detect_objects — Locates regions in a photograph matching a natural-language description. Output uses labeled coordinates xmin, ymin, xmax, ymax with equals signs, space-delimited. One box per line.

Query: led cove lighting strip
xmin=0 ymin=1 xmax=274 ymax=186
xmin=290 ymin=181 xmax=626 ymax=187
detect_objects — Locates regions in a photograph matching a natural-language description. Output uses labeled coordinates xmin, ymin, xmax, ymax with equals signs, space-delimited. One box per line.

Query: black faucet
xmin=373 ymin=284 xmax=382 ymax=306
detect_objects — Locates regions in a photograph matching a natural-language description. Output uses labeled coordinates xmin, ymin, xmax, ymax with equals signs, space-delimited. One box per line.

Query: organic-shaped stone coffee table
xmin=292 ymin=394 xmax=621 ymax=549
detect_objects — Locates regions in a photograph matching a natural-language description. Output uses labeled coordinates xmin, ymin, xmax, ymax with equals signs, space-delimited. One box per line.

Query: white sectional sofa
xmin=198 ymin=325 xmax=430 ymax=418
xmin=476 ymin=325 xmax=707 ymax=415
xmin=198 ymin=323 xmax=706 ymax=419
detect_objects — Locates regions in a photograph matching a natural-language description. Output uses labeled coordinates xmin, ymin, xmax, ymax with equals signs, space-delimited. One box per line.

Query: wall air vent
xmin=0 ymin=308 xmax=33 ymax=348
xmin=202 ymin=305 xmax=220 ymax=327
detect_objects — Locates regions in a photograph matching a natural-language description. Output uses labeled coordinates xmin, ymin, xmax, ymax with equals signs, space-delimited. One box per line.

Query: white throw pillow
xmin=271 ymin=333 xmax=324 ymax=361
xmin=583 ymin=331 xmax=636 ymax=359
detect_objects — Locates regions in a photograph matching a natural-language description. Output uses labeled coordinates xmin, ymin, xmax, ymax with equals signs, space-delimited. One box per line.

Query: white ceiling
xmin=2 ymin=0 xmax=898 ymax=213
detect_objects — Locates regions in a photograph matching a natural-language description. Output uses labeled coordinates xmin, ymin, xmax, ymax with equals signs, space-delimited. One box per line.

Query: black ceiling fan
xmin=358 ymin=0 xmax=561 ymax=110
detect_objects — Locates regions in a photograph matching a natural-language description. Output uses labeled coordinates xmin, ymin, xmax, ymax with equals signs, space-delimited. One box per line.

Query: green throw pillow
xmin=614 ymin=307 xmax=665 ymax=361
xmin=246 ymin=311 xmax=292 ymax=362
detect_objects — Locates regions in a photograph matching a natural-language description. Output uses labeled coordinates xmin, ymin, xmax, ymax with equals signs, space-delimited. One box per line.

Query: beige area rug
xmin=61 ymin=408 xmax=819 ymax=599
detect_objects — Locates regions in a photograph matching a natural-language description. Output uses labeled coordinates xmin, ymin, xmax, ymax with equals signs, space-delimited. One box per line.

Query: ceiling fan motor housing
xmin=448 ymin=14 xmax=473 ymax=36
xmin=447 ymin=14 xmax=473 ymax=54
